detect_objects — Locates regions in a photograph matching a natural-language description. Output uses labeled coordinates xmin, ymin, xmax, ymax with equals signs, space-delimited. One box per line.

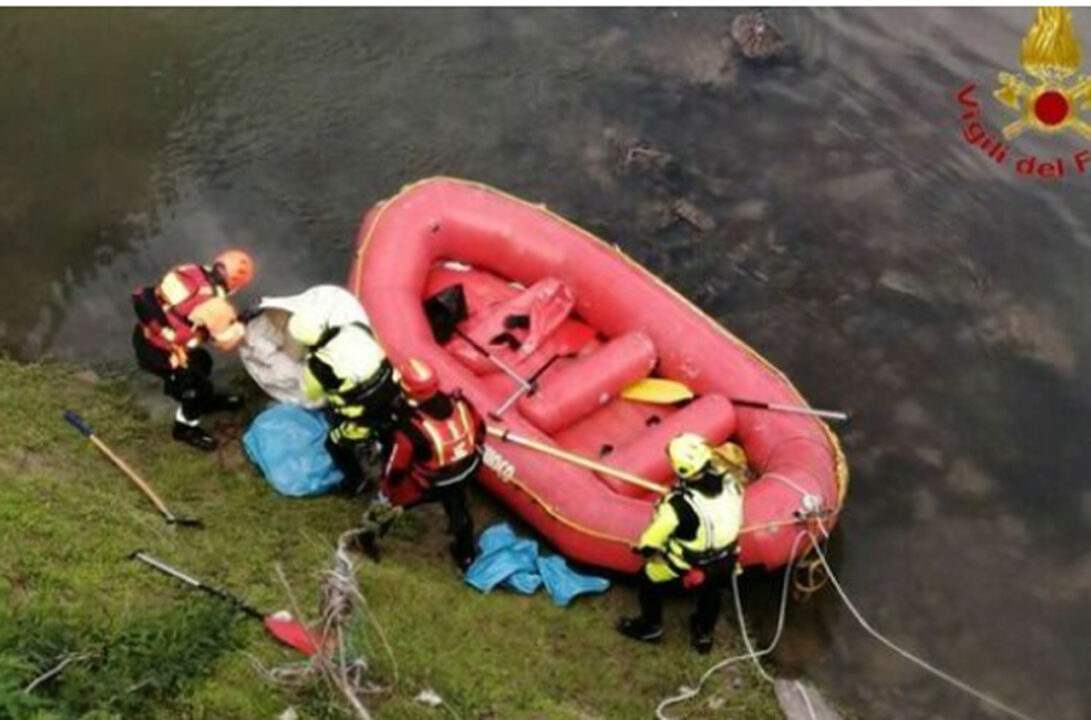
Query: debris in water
xmin=623 ymin=144 xmax=679 ymax=177
xmin=731 ymin=12 xmax=795 ymax=64
xmin=672 ymin=199 xmax=716 ymax=232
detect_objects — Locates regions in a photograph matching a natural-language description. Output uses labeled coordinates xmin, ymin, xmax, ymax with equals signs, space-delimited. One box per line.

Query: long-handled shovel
xmin=129 ymin=551 xmax=320 ymax=656
xmin=62 ymin=410 xmax=202 ymax=527
xmin=486 ymin=425 xmax=667 ymax=495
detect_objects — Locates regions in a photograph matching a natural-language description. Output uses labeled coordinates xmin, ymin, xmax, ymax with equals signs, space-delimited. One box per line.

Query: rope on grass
xmin=654 ymin=532 xmax=805 ymax=719
xmin=23 ymin=652 xmax=93 ymax=694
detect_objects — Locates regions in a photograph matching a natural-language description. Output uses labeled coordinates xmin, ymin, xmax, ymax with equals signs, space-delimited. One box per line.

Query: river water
xmin=2 ymin=7 xmax=1088 ymax=719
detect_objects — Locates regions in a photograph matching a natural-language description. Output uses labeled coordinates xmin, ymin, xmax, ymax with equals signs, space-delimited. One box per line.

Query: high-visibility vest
xmin=664 ymin=481 xmax=743 ymax=569
xmin=308 ymin=323 xmax=396 ymax=420
xmin=134 ymin=264 xmax=225 ymax=352
xmin=410 ymin=398 xmax=480 ymax=485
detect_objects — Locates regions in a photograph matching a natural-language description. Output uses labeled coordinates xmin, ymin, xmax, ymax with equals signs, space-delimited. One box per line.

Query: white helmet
xmin=287 ymin=307 xmax=327 ymax=347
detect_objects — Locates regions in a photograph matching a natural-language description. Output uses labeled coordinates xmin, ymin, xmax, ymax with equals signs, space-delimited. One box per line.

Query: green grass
xmin=0 ymin=358 xmax=781 ymax=719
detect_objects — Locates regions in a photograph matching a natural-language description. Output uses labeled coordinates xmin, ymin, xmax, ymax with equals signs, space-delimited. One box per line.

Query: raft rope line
xmin=804 ymin=528 xmax=1039 ymax=720
xmin=655 ymin=520 xmax=1039 ymax=720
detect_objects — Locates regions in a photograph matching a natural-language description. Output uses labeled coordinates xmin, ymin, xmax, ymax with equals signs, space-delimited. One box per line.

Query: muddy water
xmin=1 ymin=8 xmax=1088 ymax=719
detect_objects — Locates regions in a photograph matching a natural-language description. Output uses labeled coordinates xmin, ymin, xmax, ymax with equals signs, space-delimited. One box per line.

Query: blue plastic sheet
xmin=464 ymin=523 xmax=609 ymax=606
xmin=242 ymin=404 xmax=343 ymax=497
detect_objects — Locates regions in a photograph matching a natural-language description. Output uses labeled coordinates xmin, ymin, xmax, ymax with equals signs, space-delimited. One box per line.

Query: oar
xmin=455 ymin=328 xmax=533 ymax=392
xmin=621 ymin=378 xmax=850 ymax=422
xmin=62 ymin=410 xmax=203 ymax=527
xmin=490 ymin=351 xmax=575 ymax=419
xmin=129 ymin=551 xmax=320 ymax=656
xmin=486 ymin=425 xmax=667 ymax=495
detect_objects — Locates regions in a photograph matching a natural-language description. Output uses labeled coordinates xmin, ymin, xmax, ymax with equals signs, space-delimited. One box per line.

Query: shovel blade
xmin=263 ymin=611 xmax=321 ymax=656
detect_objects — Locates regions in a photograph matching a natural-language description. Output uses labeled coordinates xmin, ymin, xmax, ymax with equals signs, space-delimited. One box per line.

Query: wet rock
xmin=731 ymin=12 xmax=795 ymax=64
xmin=823 ymin=168 xmax=896 ymax=203
xmin=729 ymin=199 xmax=768 ymax=221
xmin=912 ymin=487 xmax=939 ymax=522
xmin=893 ymin=397 xmax=929 ymax=428
xmin=624 ymin=145 xmax=678 ymax=176
xmin=976 ymin=302 xmax=1077 ymax=376
xmin=914 ymin=446 xmax=944 ymax=469
xmin=946 ymin=456 xmax=995 ymax=498
xmin=774 ymin=678 xmax=843 ymax=720
xmin=996 ymin=512 xmax=1030 ymax=546
xmin=877 ymin=269 xmax=933 ymax=304
xmin=672 ymin=198 xmax=716 ymax=232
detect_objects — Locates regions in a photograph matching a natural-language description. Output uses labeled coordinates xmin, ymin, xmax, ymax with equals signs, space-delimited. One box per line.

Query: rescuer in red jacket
xmin=131 ymin=250 xmax=254 ymax=451
xmin=357 ymin=357 xmax=485 ymax=570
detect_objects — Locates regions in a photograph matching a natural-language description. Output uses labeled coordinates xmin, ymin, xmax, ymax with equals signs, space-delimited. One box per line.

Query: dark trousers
xmin=417 ymin=481 xmax=475 ymax=566
xmin=326 ymin=435 xmax=376 ymax=493
xmin=639 ymin=555 xmax=737 ymax=635
xmin=132 ymin=325 xmax=215 ymax=421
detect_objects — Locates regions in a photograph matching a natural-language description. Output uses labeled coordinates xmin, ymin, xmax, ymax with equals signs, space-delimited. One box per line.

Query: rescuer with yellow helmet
xmin=617 ymin=432 xmax=747 ymax=654
xmin=288 ymin=307 xmax=400 ymax=491
xmin=131 ymin=250 xmax=254 ymax=451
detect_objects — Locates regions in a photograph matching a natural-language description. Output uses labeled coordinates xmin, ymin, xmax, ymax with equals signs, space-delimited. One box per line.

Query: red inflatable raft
xmin=350 ymin=178 xmax=848 ymax=573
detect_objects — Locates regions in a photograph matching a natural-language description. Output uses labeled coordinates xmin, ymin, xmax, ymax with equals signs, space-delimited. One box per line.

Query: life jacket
xmin=308 ymin=323 xmax=397 ymax=421
xmin=663 ymin=479 xmax=744 ymax=570
xmin=409 ymin=396 xmax=481 ymax=486
xmin=132 ymin=264 xmax=225 ymax=352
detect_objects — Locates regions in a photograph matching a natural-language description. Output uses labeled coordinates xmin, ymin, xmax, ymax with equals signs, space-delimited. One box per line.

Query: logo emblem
xmin=994 ymin=7 xmax=1091 ymax=139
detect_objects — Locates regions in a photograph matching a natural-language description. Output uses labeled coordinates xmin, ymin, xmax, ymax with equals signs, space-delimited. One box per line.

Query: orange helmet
xmin=213 ymin=249 xmax=254 ymax=292
xmin=400 ymin=357 xmax=439 ymax=401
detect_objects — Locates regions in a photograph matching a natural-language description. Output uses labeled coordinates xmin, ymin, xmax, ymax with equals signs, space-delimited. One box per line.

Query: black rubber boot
xmin=172 ymin=421 xmax=218 ymax=451
xmin=616 ymin=617 xmax=664 ymax=643
xmin=209 ymin=393 xmax=244 ymax=413
xmin=690 ymin=615 xmax=714 ymax=655
xmin=450 ymin=542 xmax=476 ymax=573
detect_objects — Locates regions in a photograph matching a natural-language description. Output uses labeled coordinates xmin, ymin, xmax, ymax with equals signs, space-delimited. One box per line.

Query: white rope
xmin=806 ymin=530 xmax=1039 ymax=720
xmin=654 ymin=532 xmax=806 ymax=720
xmin=795 ymin=679 xmax=819 ymax=720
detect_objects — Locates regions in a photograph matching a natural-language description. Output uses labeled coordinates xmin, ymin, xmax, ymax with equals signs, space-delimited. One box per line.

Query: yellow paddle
xmin=621 ymin=378 xmax=850 ymax=422
xmin=620 ymin=377 xmax=695 ymax=403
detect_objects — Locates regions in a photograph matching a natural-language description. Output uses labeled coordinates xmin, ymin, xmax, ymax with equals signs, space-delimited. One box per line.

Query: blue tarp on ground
xmin=242 ymin=404 xmax=343 ymax=497
xmin=464 ymin=523 xmax=610 ymax=606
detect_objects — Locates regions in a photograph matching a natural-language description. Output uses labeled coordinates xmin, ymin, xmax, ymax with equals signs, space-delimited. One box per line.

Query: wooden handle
xmin=487 ymin=426 xmax=667 ymax=495
xmin=89 ymin=436 xmax=172 ymax=517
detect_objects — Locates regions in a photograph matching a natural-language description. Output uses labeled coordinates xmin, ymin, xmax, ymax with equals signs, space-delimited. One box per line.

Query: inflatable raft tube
xmin=350 ymin=177 xmax=848 ymax=573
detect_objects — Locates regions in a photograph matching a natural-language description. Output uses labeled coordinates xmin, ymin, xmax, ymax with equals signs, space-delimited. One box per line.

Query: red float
xmin=350 ymin=178 xmax=848 ymax=573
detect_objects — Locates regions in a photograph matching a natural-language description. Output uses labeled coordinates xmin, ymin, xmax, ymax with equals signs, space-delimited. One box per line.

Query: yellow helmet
xmin=287 ymin=308 xmax=327 ymax=347
xmin=714 ymin=441 xmax=749 ymax=471
xmin=668 ymin=433 xmax=713 ymax=480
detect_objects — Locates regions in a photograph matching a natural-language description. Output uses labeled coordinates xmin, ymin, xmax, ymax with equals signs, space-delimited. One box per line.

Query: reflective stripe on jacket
xmin=136 ymin=264 xmax=227 ymax=353
xmin=303 ymin=322 xmax=395 ymax=421
xmin=638 ymin=473 xmax=743 ymax=580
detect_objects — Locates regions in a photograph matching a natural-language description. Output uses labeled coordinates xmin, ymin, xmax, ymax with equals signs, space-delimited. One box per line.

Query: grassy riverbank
xmin=0 ymin=357 xmax=782 ymax=719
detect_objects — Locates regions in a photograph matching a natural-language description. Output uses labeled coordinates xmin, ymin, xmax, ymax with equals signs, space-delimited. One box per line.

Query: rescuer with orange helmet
xmin=356 ymin=357 xmax=485 ymax=570
xmin=131 ymin=250 xmax=254 ymax=451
